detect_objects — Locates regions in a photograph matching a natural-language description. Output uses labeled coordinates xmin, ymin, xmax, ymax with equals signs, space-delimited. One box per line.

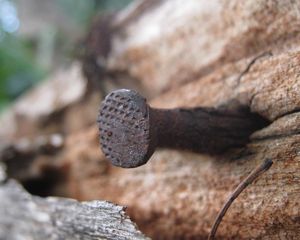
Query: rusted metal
xmin=98 ymin=89 xmax=268 ymax=168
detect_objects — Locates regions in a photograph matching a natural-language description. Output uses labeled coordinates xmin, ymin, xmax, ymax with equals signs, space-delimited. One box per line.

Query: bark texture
xmin=1 ymin=0 xmax=300 ymax=239
xmin=0 ymin=179 xmax=147 ymax=240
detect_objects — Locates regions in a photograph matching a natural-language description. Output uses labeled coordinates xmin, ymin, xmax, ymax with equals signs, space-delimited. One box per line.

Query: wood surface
xmin=1 ymin=0 xmax=300 ymax=239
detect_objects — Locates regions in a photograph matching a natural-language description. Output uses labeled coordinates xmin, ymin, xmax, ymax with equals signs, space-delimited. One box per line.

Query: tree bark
xmin=0 ymin=179 xmax=147 ymax=240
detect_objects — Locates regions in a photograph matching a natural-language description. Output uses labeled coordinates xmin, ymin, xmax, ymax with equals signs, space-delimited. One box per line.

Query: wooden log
xmin=64 ymin=56 xmax=300 ymax=238
xmin=1 ymin=0 xmax=300 ymax=239
xmin=0 ymin=179 xmax=148 ymax=240
xmin=76 ymin=0 xmax=300 ymax=239
xmin=102 ymin=0 xmax=300 ymax=97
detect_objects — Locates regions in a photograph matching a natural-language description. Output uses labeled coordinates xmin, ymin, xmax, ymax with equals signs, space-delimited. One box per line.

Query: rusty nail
xmin=98 ymin=89 xmax=267 ymax=168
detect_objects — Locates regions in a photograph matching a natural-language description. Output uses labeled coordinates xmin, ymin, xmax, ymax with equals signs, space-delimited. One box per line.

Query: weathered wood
xmin=78 ymin=0 xmax=300 ymax=239
xmin=0 ymin=180 xmax=148 ymax=240
xmin=62 ymin=100 xmax=300 ymax=240
xmin=104 ymin=0 xmax=300 ymax=96
xmin=0 ymin=0 xmax=300 ymax=239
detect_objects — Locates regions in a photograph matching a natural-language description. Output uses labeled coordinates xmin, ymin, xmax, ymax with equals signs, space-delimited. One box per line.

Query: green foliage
xmin=57 ymin=0 xmax=133 ymax=27
xmin=0 ymin=34 xmax=45 ymax=111
xmin=95 ymin=0 xmax=133 ymax=12
xmin=57 ymin=0 xmax=96 ymax=27
xmin=0 ymin=0 xmax=133 ymax=112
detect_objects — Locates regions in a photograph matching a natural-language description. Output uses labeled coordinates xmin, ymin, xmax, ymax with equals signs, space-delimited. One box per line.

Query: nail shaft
xmin=98 ymin=89 xmax=268 ymax=168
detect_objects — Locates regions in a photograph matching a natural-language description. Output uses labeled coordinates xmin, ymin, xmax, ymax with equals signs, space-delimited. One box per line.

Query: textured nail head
xmin=98 ymin=89 xmax=268 ymax=168
xmin=98 ymin=89 xmax=154 ymax=168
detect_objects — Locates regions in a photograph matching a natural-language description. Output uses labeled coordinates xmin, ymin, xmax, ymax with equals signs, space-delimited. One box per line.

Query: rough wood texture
xmin=0 ymin=0 xmax=300 ymax=239
xmin=78 ymin=0 xmax=300 ymax=239
xmin=0 ymin=180 xmax=147 ymax=240
xmin=105 ymin=0 xmax=300 ymax=96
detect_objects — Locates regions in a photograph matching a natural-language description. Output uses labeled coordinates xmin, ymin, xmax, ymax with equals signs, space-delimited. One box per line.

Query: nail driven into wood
xmin=98 ymin=89 xmax=268 ymax=168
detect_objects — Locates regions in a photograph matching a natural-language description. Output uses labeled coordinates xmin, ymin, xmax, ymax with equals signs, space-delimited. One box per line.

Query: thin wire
xmin=235 ymin=51 xmax=273 ymax=86
xmin=208 ymin=158 xmax=273 ymax=240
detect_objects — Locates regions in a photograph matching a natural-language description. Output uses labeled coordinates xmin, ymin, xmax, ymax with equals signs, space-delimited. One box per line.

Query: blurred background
xmin=0 ymin=0 xmax=132 ymax=112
